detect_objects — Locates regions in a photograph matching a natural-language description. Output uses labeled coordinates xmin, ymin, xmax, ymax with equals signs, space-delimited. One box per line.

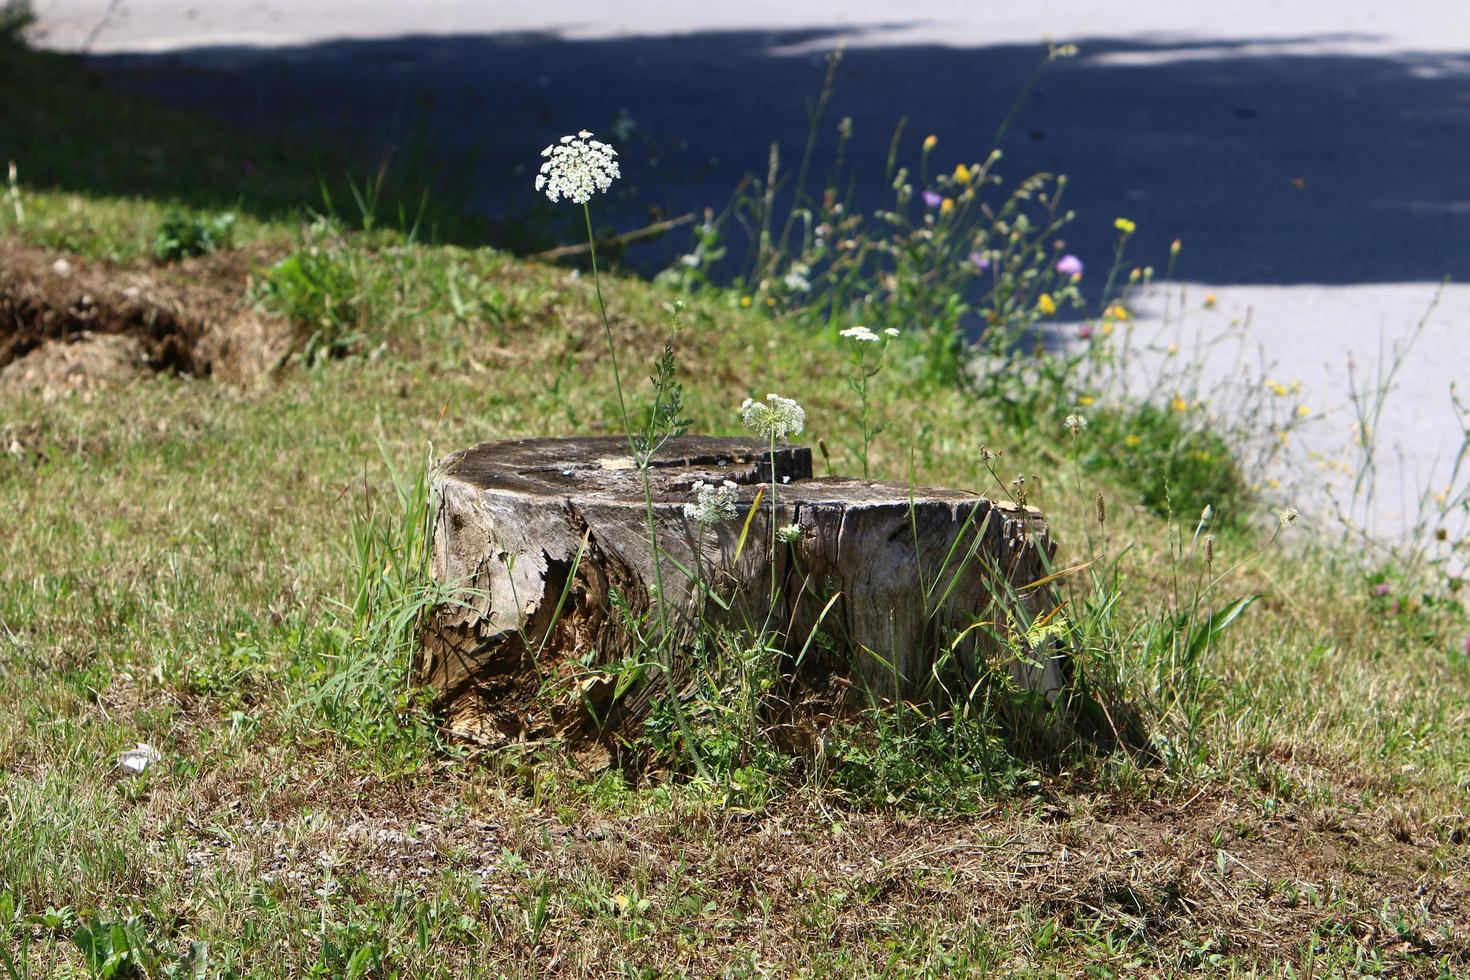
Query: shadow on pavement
xmin=73 ymin=27 xmax=1470 ymax=284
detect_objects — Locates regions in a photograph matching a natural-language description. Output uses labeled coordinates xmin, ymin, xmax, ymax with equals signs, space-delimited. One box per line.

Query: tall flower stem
xmin=581 ymin=202 xmax=707 ymax=776
xmin=584 ymin=203 xmax=632 ymax=438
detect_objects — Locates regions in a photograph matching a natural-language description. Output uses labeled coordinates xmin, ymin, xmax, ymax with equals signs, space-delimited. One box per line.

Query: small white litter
xmin=117 ymin=742 xmax=161 ymax=775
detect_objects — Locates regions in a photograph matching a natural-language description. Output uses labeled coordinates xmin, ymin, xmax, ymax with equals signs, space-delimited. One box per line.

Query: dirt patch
xmin=0 ymin=240 xmax=290 ymax=395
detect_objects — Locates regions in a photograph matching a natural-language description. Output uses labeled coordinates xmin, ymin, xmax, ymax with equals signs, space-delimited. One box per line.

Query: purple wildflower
xmin=968 ymin=251 xmax=990 ymax=271
xmin=1078 ymin=323 xmax=1094 ymax=340
xmin=1463 ymin=634 xmax=1470 ymax=655
xmin=1373 ymin=583 xmax=1392 ymax=597
xmin=1056 ymin=254 xmax=1084 ymax=277
xmin=923 ymin=190 xmax=943 ymax=209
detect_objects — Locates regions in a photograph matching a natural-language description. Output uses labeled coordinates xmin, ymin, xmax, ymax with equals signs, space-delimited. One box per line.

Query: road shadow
xmin=70 ymin=26 xmax=1470 ymax=284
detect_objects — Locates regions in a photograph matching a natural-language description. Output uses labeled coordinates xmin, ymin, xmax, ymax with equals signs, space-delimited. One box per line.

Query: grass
xmin=1 ymin=31 xmax=1468 ymax=977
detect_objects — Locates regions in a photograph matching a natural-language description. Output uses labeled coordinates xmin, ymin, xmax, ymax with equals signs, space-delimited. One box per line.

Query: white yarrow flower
xmin=840 ymin=325 xmax=880 ymax=343
xmin=684 ymin=480 xmax=739 ymax=526
xmin=1279 ymin=506 xmax=1299 ymax=527
xmin=776 ymin=523 xmax=802 ymax=544
xmin=535 ymin=131 xmax=621 ymax=204
xmin=883 ymin=327 xmax=900 ymax=337
xmin=741 ymin=393 xmax=806 ymax=440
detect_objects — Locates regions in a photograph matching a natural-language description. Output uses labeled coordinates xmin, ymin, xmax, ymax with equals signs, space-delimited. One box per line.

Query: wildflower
xmin=1166 ymin=344 xmax=1179 ymax=356
xmin=741 ymin=393 xmax=806 ymax=440
xmin=1373 ymin=583 xmax=1392 ymax=597
xmin=940 ymin=197 xmax=955 ymax=215
xmin=739 ymin=295 xmax=752 ymax=308
xmin=535 ymin=131 xmax=620 ymax=204
xmin=1171 ymin=395 xmax=1189 ymax=413
xmin=1203 ymin=293 xmax=1218 ymax=309
xmin=1279 ymin=507 xmax=1299 ymax=528
xmin=883 ymin=327 xmax=900 ymax=337
xmin=1463 ymin=635 xmax=1470 ymax=655
xmin=1078 ymin=394 xmax=1095 ymax=406
xmin=968 ymin=251 xmax=990 ymax=272
xmin=1296 ymin=404 xmax=1311 ymax=418
xmin=1103 ymin=302 xmax=1131 ymax=321
xmin=1124 ymin=433 xmax=1141 ymax=448
xmin=953 ymin=163 xmax=972 ymax=183
xmin=684 ymin=480 xmax=739 ymax=526
xmin=1101 ymin=321 xmax=1115 ymax=337
xmin=1056 ymin=254 xmax=1084 ymax=277
xmin=840 ymin=325 xmax=881 ymax=343
xmin=922 ymin=190 xmax=943 ymax=209
xmin=1170 ymin=238 xmax=1182 ymax=255
xmin=1128 ymin=267 xmax=1142 ymax=283
xmin=1265 ymin=379 xmax=1287 ymax=397
xmin=1078 ymin=323 xmax=1094 ymax=340
xmin=782 ymin=267 xmax=812 ymax=293
xmin=1037 ymin=293 xmax=1057 ymax=316
xmin=1114 ymin=217 xmax=1136 ymax=234
xmin=1065 ymin=413 xmax=1088 ymax=436
xmin=923 ymin=134 xmax=938 ymax=152
xmin=776 ymin=523 xmax=803 ymax=544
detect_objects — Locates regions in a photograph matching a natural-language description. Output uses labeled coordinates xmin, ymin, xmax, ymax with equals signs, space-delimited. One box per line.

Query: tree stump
xmin=421 ymin=436 xmax=1066 ymax=747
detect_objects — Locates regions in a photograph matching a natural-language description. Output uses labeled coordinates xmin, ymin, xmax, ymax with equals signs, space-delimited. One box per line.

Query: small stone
xmin=117 ymin=742 xmax=161 ymax=775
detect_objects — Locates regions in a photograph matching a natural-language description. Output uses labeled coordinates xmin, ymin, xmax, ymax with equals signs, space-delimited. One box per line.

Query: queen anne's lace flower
xmin=776 ymin=523 xmax=802 ymax=544
xmin=684 ymin=480 xmax=739 ymax=526
xmin=840 ymin=325 xmax=880 ymax=343
xmin=535 ymin=131 xmax=620 ymax=204
xmin=741 ymin=394 xmax=805 ymax=440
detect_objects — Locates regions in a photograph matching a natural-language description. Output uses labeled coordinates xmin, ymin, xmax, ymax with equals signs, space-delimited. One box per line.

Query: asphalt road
xmin=27 ymin=0 xmax=1470 ymax=552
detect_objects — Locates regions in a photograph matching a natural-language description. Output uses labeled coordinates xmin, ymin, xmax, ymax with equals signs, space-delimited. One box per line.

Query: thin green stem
xmin=584 ymin=202 xmax=632 ymax=441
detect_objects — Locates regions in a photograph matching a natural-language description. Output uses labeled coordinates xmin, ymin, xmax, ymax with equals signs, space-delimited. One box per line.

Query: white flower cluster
xmin=535 ymin=131 xmax=620 ymax=204
xmin=839 ymin=325 xmax=900 ymax=343
xmin=1279 ymin=507 xmax=1299 ymax=528
xmin=1064 ymin=412 xmax=1088 ymax=436
xmin=741 ymin=393 xmax=806 ymax=440
xmin=776 ymin=523 xmax=803 ymax=544
xmin=684 ymin=479 xmax=739 ymax=526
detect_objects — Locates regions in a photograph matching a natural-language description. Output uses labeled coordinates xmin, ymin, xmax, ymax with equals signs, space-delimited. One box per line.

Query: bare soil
xmin=0 ymin=240 xmax=289 ymax=394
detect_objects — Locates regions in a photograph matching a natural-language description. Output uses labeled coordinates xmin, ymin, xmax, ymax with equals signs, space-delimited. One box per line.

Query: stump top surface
xmin=438 ymin=435 xmax=1040 ymax=518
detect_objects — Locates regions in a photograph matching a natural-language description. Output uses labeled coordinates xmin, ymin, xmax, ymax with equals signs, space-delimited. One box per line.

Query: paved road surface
xmin=27 ymin=1 xmax=1470 ymax=553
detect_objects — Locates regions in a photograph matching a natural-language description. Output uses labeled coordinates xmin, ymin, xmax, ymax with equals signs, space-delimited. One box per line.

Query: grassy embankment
xmin=1 ymin=31 xmax=1468 ymax=977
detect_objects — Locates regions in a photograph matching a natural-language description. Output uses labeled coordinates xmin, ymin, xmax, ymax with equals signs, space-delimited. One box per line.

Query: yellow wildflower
xmin=1170 ymin=238 xmax=1182 ymax=255
xmin=923 ymin=134 xmax=938 ymax=152
xmin=1296 ymin=404 xmax=1311 ymax=418
xmin=1101 ymin=321 xmax=1115 ymax=337
xmin=1171 ymin=396 xmax=1189 ymax=413
xmin=1103 ymin=302 xmax=1131 ymax=321
xmin=1278 ymin=431 xmax=1290 ymax=447
xmin=940 ymin=197 xmax=955 ymax=215
xmin=739 ymin=295 xmax=752 ymax=308
xmin=1265 ymin=379 xmax=1287 ymax=397
xmin=1166 ymin=344 xmax=1179 ymax=356
xmin=1037 ymin=293 xmax=1057 ymax=315
xmin=1194 ymin=450 xmax=1213 ymax=463
xmin=1268 ymin=478 xmax=1281 ymax=490
xmin=1124 ymin=434 xmax=1142 ymax=448
xmin=1114 ymin=217 xmax=1136 ymax=234
xmin=953 ymin=163 xmax=972 ymax=183
xmin=1078 ymin=394 xmax=1095 ymax=407
xmin=1203 ymin=293 xmax=1218 ymax=309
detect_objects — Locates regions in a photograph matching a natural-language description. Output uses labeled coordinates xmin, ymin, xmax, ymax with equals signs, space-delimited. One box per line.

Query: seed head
xmin=1279 ymin=507 xmax=1299 ymax=528
xmin=1065 ymin=412 xmax=1088 ymax=437
xmin=1094 ymin=490 xmax=1106 ymax=526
